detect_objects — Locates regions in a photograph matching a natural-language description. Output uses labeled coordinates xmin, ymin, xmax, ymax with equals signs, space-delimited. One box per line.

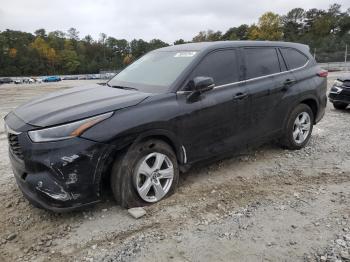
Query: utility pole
xmin=345 ymin=44 xmax=348 ymax=72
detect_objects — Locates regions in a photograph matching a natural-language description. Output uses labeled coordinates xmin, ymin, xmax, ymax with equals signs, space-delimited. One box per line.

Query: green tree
xmin=174 ymin=39 xmax=186 ymax=45
xmin=83 ymin=35 xmax=94 ymax=44
xmin=236 ymin=24 xmax=249 ymax=39
xmin=61 ymin=49 xmax=80 ymax=73
xmin=148 ymin=39 xmax=169 ymax=50
xmin=60 ymin=39 xmax=80 ymax=73
xmin=130 ymin=39 xmax=149 ymax=57
xmin=192 ymin=30 xmax=222 ymax=42
xmin=222 ymin=27 xmax=239 ymax=40
xmin=67 ymin=28 xmax=79 ymax=40
xmin=192 ymin=31 xmax=207 ymax=42
xmin=247 ymin=24 xmax=260 ymax=40
xmin=34 ymin=28 xmax=46 ymax=38
xmin=252 ymin=12 xmax=283 ymax=40
xmin=282 ymin=8 xmax=305 ymax=41
xmin=1 ymin=3 xmax=349 ymax=76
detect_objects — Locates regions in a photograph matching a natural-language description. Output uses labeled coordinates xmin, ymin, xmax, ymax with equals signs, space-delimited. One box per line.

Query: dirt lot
xmin=0 ymin=75 xmax=349 ymax=262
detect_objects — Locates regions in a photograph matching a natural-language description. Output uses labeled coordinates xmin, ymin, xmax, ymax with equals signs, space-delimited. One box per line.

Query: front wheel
xmin=280 ymin=104 xmax=314 ymax=150
xmin=110 ymin=139 xmax=179 ymax=208
xmin=333 ymin=102 xmax=348 ymax=110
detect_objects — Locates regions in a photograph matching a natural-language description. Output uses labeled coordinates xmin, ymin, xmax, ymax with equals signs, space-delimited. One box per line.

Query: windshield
xmin=108 ymin=51 xmax=198 ymax=93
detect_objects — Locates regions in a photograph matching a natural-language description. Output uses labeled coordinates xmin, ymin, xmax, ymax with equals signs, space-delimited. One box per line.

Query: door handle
xmin=233 ymin=92 xmax=248 ymax=100
xmin=283 ymin=79 xmax=296 ymax=86
xmin=281 ymin=79 xmax=296 ymax=91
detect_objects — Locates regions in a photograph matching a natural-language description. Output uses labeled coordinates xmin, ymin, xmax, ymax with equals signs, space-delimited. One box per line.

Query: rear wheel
xmin=333 ymin=102 xmax=348 ymax=110
xmin=110 ymin=139 xmax=179 ymax=208
xmin=280 ymin=104 xmax=314 ymax=150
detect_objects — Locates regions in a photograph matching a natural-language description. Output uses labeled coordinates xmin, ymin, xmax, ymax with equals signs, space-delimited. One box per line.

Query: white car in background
xmin=23 ymin=78 xmax=35 ymax=84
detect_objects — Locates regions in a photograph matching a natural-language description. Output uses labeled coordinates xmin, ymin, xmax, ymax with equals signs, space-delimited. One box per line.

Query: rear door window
xmin=280 ymin=48 xmax=308 ymax=70
xmin=243 ymin=48 xmax=281 ymax=79
xmin=189 ymin=49 xmax=239 ymax=86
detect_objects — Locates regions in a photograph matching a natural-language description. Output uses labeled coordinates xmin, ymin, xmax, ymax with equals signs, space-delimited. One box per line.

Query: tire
xmin=280 ymin=104 xmax=314 ymax=150
xmin=333 ymin=102 xmax=348 ymax=110
xmin=110 ymin=139 xmax=179 ymax=208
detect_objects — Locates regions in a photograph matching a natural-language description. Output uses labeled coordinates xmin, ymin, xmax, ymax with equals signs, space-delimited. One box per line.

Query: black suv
xmin=329 ymin=75 xmax=350 ymax=109
xmin=4 ymin=41 xmax=327 ymax=212
xmin=0 ymin=77 xmax=14 ymax=84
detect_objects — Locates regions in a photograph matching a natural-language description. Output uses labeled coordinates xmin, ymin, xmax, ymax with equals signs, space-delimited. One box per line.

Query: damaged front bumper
xmin=329 ymin=91 xmax=350 ymax=104
xmin=6 ymin=115 xmax=114 ymax=212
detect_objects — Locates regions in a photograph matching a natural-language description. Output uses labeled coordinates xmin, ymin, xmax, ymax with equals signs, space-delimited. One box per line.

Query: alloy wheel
xmin=292 ymin=112 xmax=311 ymax=144
xmin=134 ymin=152 xmax=174 ymax=203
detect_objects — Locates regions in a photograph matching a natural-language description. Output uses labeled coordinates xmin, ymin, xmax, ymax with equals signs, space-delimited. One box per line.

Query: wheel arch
xmin=299 ymin=97 xmax=318 ymax=123
xmin=96 ymin=129 xmax=186 ymax=195
xmin=283 ymin=95 xmax=319 ymax=130
xmin=131 ymin=129 xmax=186 ymax=165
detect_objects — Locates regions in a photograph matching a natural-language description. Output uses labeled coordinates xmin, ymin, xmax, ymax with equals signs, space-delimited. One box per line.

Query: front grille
xmin=8 ymin=133 xmax=24 ymax=160
xmin=334 ymin=94 xmax=350 ymax=101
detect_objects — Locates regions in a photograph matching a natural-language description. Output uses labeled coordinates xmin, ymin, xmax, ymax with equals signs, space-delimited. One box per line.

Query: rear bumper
xmin=315 ymin=92 xmax=327 ymax=124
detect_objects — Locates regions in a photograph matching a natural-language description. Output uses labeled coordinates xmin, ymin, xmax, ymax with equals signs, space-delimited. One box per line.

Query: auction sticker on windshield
xmin=174 ymin=51 xmax=197 ymax=57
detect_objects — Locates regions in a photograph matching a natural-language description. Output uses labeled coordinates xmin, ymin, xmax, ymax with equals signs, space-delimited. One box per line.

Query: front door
xmin=176 ymin=49 xmax=250 ymax=162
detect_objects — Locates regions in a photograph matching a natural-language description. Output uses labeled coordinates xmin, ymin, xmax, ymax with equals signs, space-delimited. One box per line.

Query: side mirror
xmin=190 ymin=76 xmax=215 ymax=93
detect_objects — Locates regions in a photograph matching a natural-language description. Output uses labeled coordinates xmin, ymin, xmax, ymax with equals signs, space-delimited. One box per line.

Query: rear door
xmin=242 ymin=47 xmax=296 ymax=142
xmin=177 ymin=49 xmax=250 ymax=161
xmin=279 ymin=47 xmax=312 ymax=98
xmin=274 ymin=48 xmax=310 ymax=130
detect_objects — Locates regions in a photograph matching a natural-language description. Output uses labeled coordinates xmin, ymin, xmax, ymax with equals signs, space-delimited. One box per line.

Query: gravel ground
xmin=0 ymin=75 xmax=349 ymax=262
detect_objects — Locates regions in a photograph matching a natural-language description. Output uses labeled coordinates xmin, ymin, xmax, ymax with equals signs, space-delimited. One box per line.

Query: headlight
xmin=333 ymin=80 xmax=343 ymax=87
xmin=28 ymin=112 xmax=113 ymax=142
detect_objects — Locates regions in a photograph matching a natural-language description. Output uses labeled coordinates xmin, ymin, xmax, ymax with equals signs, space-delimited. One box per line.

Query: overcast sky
xmin=0 ymin=0 xmax=348 ymax=43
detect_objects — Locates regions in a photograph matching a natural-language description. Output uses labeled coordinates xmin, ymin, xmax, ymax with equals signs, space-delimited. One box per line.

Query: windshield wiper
xmin=109 ymin=85 xmax=138 ymax=91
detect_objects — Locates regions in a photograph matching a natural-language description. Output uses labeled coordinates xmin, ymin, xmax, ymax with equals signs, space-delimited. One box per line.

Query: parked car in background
xmin=62 ymin=76 xmax=79 ymax=80
xmin=4 ymin=41 xmax=327 ymax=212
xmin=87 ymin=74 xmax=99 ymax=80
xmin=23 ymin=78 xmax=35 ymax=84
xmin=14 ymin=79 xmax=23 ymax=84
xmin=43 ymin=76 xmax=61 ymax=82
xmin=105 ymin=73 xmax=116 ymax=80
xmin=0 ymin=77 xmax=13 ymax=84
xmin=329 ymin=74 xmax=350 ymax=109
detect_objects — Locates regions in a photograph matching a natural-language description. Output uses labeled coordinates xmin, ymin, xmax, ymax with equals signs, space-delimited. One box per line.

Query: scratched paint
xmin=35 ymin=181 xmax=80 ymax=201
xmin=61 ymin=155 xmax=79 ymax=166
xmin=66 ymin=173 xmax=78 ymax=185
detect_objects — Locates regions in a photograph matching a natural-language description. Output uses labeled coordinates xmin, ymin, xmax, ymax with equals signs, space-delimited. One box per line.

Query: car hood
xmin=337 ymin=74 xmax=350 ymax=87
xmin=13 ymin=84 xmax=150 ymax=127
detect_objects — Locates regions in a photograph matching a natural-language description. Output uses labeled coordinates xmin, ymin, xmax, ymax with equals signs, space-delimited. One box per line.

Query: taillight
xmin=317 ymin=70 xmax=328 ymax=78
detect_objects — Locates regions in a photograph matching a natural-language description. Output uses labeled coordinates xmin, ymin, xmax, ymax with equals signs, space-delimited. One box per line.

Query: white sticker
xmin=174 ymin=51 xmax=197 ymax=58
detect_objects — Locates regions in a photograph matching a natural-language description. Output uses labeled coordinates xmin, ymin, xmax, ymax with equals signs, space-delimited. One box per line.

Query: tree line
xmin=0 ymin=3 xmax=349 ymax=77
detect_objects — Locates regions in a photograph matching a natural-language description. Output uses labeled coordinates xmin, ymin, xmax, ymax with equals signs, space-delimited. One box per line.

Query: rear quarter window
xmin=243 ymin=48 xmax=281 ymax=79
xmin=280 ymin=48 xmax=309 ymax=70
